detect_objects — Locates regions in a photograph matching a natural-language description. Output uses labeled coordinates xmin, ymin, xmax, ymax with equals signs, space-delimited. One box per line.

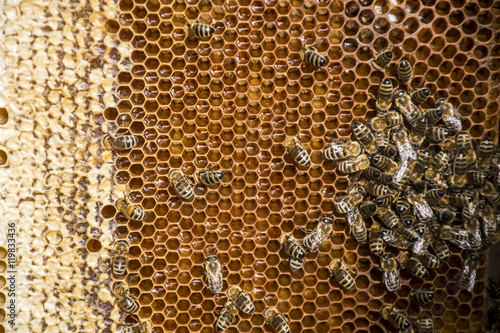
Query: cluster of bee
xmin=203 ymin=253 xmax=290 ymax=333
xmin=326 ymin=48 xmax=500 ymax=332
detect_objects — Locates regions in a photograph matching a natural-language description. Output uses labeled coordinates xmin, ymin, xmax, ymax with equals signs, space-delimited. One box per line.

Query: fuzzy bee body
xmin=450 ymin=150 xmax=468 ymax=188
xmin=458 ymin=253 xmax=480 ymax=292
xmin=370 ymin=222 xmax=384 ymax=256
xmin=409 ymin=116 xmax=428 ymax=146
xmin=395 ymin=91 xmax=420 ymax=127
xmin=116 ymin=198 xmax=147 ymax=221
xmin=372 ymin=49 xmax=394 ymax=70
xmin=187 ymin=22 xmax=215 ymax=38
xmin=411 ymin=288 xmax=435 ymax=305
xmin=364 ymin=166 xmax=381 ymax=181
xmin=103 ymin=134 xmax=138 ymax=150
xmin=196 ymin=169 xmax=225 ymax=185
xmin=366 ymin=182 xmax=390 ymax=196
xmin=280 ymin=234 xmax=306 ymax=271
xmin=264 ymin=308 xmax=290 ymax=333
xmin=376 ymin=191 xmax=398 ymax=207
xmin=375 ymin=78 xmax=393 ymax=113
xmin=427 ymin=127 xmax=451 ymax=142
xmin=330 ymin=259 xmax=356 ymax=290
xmin=352 ymin=121 xmax=378 ymax=154
xmin=323 ymin=140 xmax=361 ymax=161
xmin=456 ymin=131 xmax=476 ymax=165
xmin=381 ymin=144 xmax=398 ymax=158
xmin=423 ymin=108 xmax=443 ymax=124
xmin=417 ymin=313 xmax=434 ymax=333
xmin=425 ymin=151 xmax=450 ymax=181
xmin=204 ymin=256 xmax=223 ymax=294
xmin=431 ymin=239 xmax=450 ymax=262
xmin=381 ymin=229 xmax=412 ymax=250
xmin=477 ymin=135 xmax=494 ymax=171
xmin=284 ymin=137 xmax=311 ymax=167
xmin=381 ymin=253 xmax=400 ymax=292
xmin=347 ymin=209 xmax=368 ymax=244
xmin=378 ymin=207 xmax=400 ymax=229
xmin=216 ymin=302 xmax=238 ymax=332
xmin=437 ymin=98 xmax=462 ymax=132
xmin=302 ymin=216 xmax=334 ymax=252
xmin=338 ymin=154 xmax=370 ymax=173
xmin=301 ymin=46 xmax=327 ymax=67
xmin=110 ymin=240 xmax=129 ymax=278
xmin=382 ymin=305 xmax=412 ymax=329
xmin=371 ymin=154 xmax=398 ymax=174
xmin=371 ymin=112 xmax=403 ymax=132
xmin=400 ymin=252 xmax=429 ymax=279
xmin=398 ymin=224 xmax=419 ymax=241
xmin=467 ymin=170 xmax=487 ymax=186
xmin=360 ymin=201 xmax=378 ymax=217
xmin=334 ymin=185 xmax=365 ymax=214
xmin=409 ymin=149 xmax=431 ymax=181
xmin=113 ymin=282 xmax=139 ymax=314
xmin=481 ymin=182 xmax=500 ymax=208
xmin=398 ymin=60 xmax=414 ymax=84
xmin=393 ymin=128 xmax=418 ymax=161
xmin=169 ymin=169 xmax=195 ymax=200
xmin=411 ymin=88 xmax=430 ymax=105
xmin=420 ymin=252 xmax=442 ymax=269
xmin=228 ymin=286 xmax=255 ymax=314
xmin=123 ymin=321 xmax=151 ymax=333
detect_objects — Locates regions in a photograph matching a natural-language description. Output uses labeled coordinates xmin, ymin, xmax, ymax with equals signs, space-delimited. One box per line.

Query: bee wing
xmin=467 ymin=270 xmax=477 ymax=292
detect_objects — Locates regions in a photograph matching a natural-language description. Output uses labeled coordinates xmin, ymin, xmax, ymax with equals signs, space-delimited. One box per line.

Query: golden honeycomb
xmin=101 ymin=0 xmax=500 ymax=332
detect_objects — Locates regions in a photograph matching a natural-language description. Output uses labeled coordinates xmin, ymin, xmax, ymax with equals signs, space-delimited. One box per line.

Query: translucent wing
xmin=395 ymin=134 xmax=417 ymax=162
xmin=467 ymin=270 xmax=477 ymax=291
xmin=414 ymin=198 xmax=434 ymax=220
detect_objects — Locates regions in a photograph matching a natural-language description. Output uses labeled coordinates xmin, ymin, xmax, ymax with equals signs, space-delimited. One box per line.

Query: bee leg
xmin=300 ymin=227 xmax=314 ymax=233
xmin=347 ymin=267 xmax=358 ymax=275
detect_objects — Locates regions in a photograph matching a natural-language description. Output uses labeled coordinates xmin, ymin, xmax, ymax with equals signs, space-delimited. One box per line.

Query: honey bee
xmin=410 ymin=288 xmax=435 ymax=305
xmin=420 ymin=252 xmax=442 ymax=269
xmin=264 ymin=308 xmax=290 ymax=333
xmin=227 ymin=286 xmax=255 ymax=314
xmin=347 ymin=208 xmax=368 ymax=244
xmin=411 ymin=88 xmax=431 ymax=105
xmin=481 ymin=182 xmax=500 ymax=208
xmin=366 ymin=182 xmax=390 ymax=196
xmin=436 ymin=98 xmax=462 ymax=132
xmin=380 ymin=229 xmax=412 ymax=250
xmin=284 ymin=137 xmax=311 ymax=167
xmin=204 ymin=254 xmax=223 ymax=294
xmin=424 ymin=151 xmax=450 ymax=181
xmin=300 ymin=43 xmax=327 ymax=67
xmin=424 ymin=189 xmax=446 ymax=207
xmin=359 ymin=201 xmax=378 ymax=217
xmin=379 ymin=172 xmax=394 ymax=186
xmin=103 ymin=133 xmax=138 ymax=150
xmin=464 ymin=217 xmax=483 ymax=251
xmin=363 ymin=166 xmax=382 ymax=181
xmin=447 ymin=193 xmax=471 ymax=207
xmin=330 ymin=259 xmax=357 ymax=290
xmin=480 ymin=204 xmax=498 ymax=244
xmin=450 ymin=151 xmax=468 ymax=189
xmin=412 ymin=231 xmax=431 ymax=258
xmin=427 ymin=127 xmax=451 ymax=142
xmin=371 ymin=48 xmax=394 ymax=70
xmin=408 ymin=192 xmax=435 ymax=226
xmin=116 ymin=198 xmax=147 ymax=221
xmin=378 ymin=207 xmax=400 ymax=230
xmin=280 ymin=233 xmax=306 ymax=271
xmin=431 ymin=239 xmax=450 ymax=262
xmin=382 ymin=306 xmax=411 ymax=330
xmin=376 ymin=191 xmax=398 ymax=207
xmin=352 ymin=121 xmax=378 ymax=154
xmin=393 ymin=127 xmax=417 ymax=162
xmin=381 ymin=144 xmax=398 ymax=159
xmin=397 ymin=59 xmax=414 ymax=85
xmin=371 ymin=154 xmax=398 ymax=174
xmin=338 ymin=154 xmax=370 ymax=173
xmin=409 ymin=116 xmax=428 ymax=146
xmin=196 ymin=166 xmax=226 ymax=185
xmin=400 ymin=251 xmax=429 ymax=279
xmin=168 ymin=169 xmax=195 ymax=200
xmin=467 ymin=170 xmax=487 ymax=186
xmin=334 ymin=185 xmax=365 ymax=214
xmin=394 ymin=91 xmax=420 ymax=127
xmin=393 ymin=160 xmax=412 ymax=188
xmin=439 ymin=225 xmax=474 ymax=249
xmin=458 ymin=253 xmax=480 ymax=292
xmin=400 ymin=211 xmax=416 ymax=228
xmin=417 ymin=313 xmax=434 ymax=333
xmin=380 ymin=253 xmax=400 ymax=292
xmin=375 ymin=78 xmax=393 ymax=113
xmin=123 ymin=321 xmax=151 ymax=333
xmin=371 ymin=112 xmax=404 ymax=132
xmin=398 ymin=223 xmax=420 ymax=241
xmin=456 ymin=131 xmax=476 ymax=165
xmin=323 ymin=139 xmax=362 ymax=161
xmin=423 ymin=108 xmax=443 ymax=125
xmin=216 ymin=302 xmax=238 ymax=332
xmin=301 ymin=215 xmax=334 ymax=252
xmin=370 ymin=222 xmax=384 ymax=256
xmin=187 ymin=21 xmax=215 ymax=38
xmin=113 ymin=281 xmax=139 ymax=314
xmin=108 ymin=240 xmax=129 ymax=278
xmin=396 ymin=192 xmax=412 ymax=214
xmin=477 ymin=135 xmax=494 ymax=171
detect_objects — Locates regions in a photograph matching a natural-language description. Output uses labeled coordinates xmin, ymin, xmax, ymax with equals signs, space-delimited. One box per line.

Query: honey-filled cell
xmin=103 ymin=0 xmax=500 ymax=332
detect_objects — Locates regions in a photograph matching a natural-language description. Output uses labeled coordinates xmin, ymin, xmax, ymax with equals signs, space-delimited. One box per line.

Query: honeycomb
xmin=101 ymin=0 xmax=500 ymax=332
